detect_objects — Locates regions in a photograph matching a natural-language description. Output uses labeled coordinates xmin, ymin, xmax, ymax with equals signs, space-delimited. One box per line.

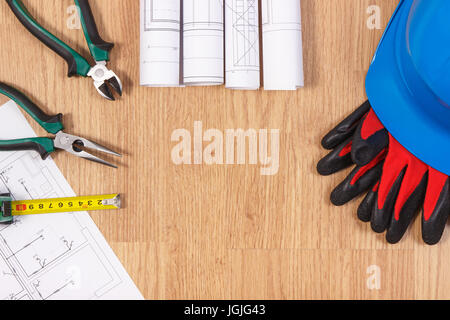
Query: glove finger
xmin=371 ymin=167 xmax=406 ymax=233
xmin=371 ymin=136 xmax=412 ymax=233
xmin=330 ymin=151 xmax=385 ymax=206
xmin=317 ymin=138 xmax=353 ymax=176
xmin=321 ymin=100 xmax=371 ymax=150
xmin=385 ymin=170 xmax=428 ymax=244
xmin=422 ymin=169 xmax=450 ymax=245
xmin=357 ymin=181 xmax=379 ymax=222
xmin=352 ymin=109 xmax=388 ymax=166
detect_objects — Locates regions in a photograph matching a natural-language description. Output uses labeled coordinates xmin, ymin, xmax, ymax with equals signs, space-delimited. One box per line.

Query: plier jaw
xmin=0 ymin=82 xmax=121 ymax=168
xmin=53 ymin=131 xmax=121 ymax=169
xmin=88 ymin=62 xmax=123 ymax=101
xmin=6 ymin=0 xmax=123 ymax=101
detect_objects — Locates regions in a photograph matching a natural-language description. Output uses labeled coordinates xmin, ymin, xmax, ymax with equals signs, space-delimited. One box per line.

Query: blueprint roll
xmin=262 ymin=0 xmax=304 ymax=90
xmin=183 ymin=0 xmax=224 ymax=86
xmin=140 ymin=0 xmax=182 ymax=87
xmin=225 ymin=0 xmax=261 ymax=90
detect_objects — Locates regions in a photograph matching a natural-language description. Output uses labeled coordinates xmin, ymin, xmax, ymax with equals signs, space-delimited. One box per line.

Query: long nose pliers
xmin=6 ymin=0 xmax=122 ymax=101
xmin=0 ymin=83 xmax=121 ymax=168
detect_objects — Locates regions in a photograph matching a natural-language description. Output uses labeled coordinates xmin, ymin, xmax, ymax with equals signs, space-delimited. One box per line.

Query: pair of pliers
xmin=0 ymin=83 xmax=121 ymax=168
xmin=6 ymin=0 xmax=122 ymax=101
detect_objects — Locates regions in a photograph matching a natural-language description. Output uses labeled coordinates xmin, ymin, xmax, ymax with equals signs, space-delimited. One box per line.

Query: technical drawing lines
xmin=183 ymin=0 xmax=224 ymax=85
xmin=141 ymin=0 xmax=182 ymax=87
xmin=0 ymin=101 xmax=142 ymax=299
xmin=228 ymin=0 xmax=259 ymax=67
xmin=0 ymin=252 xmax=25 ymax=300
xmin=183 ymin=0 xmax=223 ymax=28
xmin=225 ymin=0 xmax=260 ymax=89
xmin=0 ymin=153 xmax=64 ymax=201
xmin=0 ymin=222 xmax=85 ymax=278
xmin=261 ymin=0 xmax=304 ymax=90
xmin=30 ymin=245 xmax=119 ymax=300
xmin=144 ymin=0 xmax=180 ymax=31
xmin=261 ymin=0 xmax=302 ymax=29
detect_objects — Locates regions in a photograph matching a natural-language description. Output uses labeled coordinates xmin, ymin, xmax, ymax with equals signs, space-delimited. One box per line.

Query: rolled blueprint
xmin=140 ymin=0 xmax=182 ymax=87
xmin=225 ymin=0 xmax=260 ymax=90
xmin=262 ymin=0 xmax=304 ymax=90
xmin=183 ymin=0 xmax=224 ymax=85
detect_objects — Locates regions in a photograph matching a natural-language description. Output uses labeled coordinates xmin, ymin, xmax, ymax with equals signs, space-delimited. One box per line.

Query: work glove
xmin=358 ymin=133 xmax=450 ymax=245
xmin=318 ymin=102 xmax=450 ymax=245
xmin=317 ymin=101 xmax=387 ymax=206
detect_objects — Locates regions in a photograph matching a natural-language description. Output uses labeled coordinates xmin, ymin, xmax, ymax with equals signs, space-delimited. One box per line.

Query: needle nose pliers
xmin=0 ymin=83 xmax=121 ymax=168
xmin=6 ymin=0 xmax=122 ymax=101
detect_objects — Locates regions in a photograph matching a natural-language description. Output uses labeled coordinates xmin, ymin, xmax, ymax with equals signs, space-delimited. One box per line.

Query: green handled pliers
xmin=6 ymin=0 xmax=122 ymax=101
xmin=0 ymin=83 xmax=121 ymax=168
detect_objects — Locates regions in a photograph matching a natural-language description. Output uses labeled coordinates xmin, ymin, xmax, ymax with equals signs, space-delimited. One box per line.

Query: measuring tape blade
xmin=9 ymin=194 xmax=121 ymax=216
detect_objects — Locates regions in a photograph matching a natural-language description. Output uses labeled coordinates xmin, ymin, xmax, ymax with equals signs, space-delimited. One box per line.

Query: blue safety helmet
xmin=366 ymin=0 xmax=450 ymax=175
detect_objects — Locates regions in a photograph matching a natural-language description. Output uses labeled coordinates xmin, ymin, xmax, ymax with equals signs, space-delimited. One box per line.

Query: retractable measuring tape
xmin=0 ymin=194 xmax=121 ymax=223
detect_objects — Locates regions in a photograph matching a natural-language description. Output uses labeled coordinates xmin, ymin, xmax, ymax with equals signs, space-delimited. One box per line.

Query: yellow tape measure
xmin=1 ymin=194 xmax=120 ymax=220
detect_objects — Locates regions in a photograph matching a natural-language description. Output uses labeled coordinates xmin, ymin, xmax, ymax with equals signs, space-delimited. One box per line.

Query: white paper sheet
xmin=262 ymin=0 xmax=304 ymax=90
xmin=140 ymin=0 xmax=182 ymax=87
xmin=183 ymin=0 xmax=224 ymax=85
xmin=225 ymin=0 xmax=260 ymax=90
xmin=0 ymin=101 xmax=143 ymax=300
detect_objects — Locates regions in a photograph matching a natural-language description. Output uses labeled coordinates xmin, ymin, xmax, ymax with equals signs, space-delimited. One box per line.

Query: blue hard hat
xmin=366 ymin=0 xmax=450 ymax=175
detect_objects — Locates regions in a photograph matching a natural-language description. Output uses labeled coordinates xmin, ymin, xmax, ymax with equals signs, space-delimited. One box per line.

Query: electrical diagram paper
xmin=183 ymin=0 xmax=224 ymax=85
xmin=225 ymin=0 xmax=260 ymax=90
xmin=140 ymin=0 xmax=303 ymax=91
xmin=140 ymin=0 xmax=182 ymax=87
xmin=262 ymin=0 xmax=304 ymax=90
xmin=0 ymin=101 xmax=143 ymax=300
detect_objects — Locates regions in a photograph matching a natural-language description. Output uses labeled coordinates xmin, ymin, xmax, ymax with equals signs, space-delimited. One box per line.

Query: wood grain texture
xmin=0 ymin=0 xmax=446 ymax=300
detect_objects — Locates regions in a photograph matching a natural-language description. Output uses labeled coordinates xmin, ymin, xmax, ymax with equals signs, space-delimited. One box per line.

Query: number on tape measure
xmin=10 ymin=194 xmax=120 ymax=216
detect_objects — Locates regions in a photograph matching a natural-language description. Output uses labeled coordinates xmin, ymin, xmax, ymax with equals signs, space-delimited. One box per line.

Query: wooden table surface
xmin=1 ymin=0 xmax=448 ymax=300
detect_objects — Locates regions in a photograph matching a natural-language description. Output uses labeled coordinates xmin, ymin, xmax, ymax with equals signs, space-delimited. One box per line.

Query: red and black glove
xmin=357 ymin=134 xmax=450 ymax=244
xmin=318 ymin=102 xmax=450 ymax=245
xmin=317 ymin=101 xmax=387 ymax=206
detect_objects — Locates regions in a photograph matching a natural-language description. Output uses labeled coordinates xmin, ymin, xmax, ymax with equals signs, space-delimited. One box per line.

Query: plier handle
xmin=0 ymin=83 xmax=121 ymax=168
xmin=6 ymin=0 xmax=122 ymax=101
